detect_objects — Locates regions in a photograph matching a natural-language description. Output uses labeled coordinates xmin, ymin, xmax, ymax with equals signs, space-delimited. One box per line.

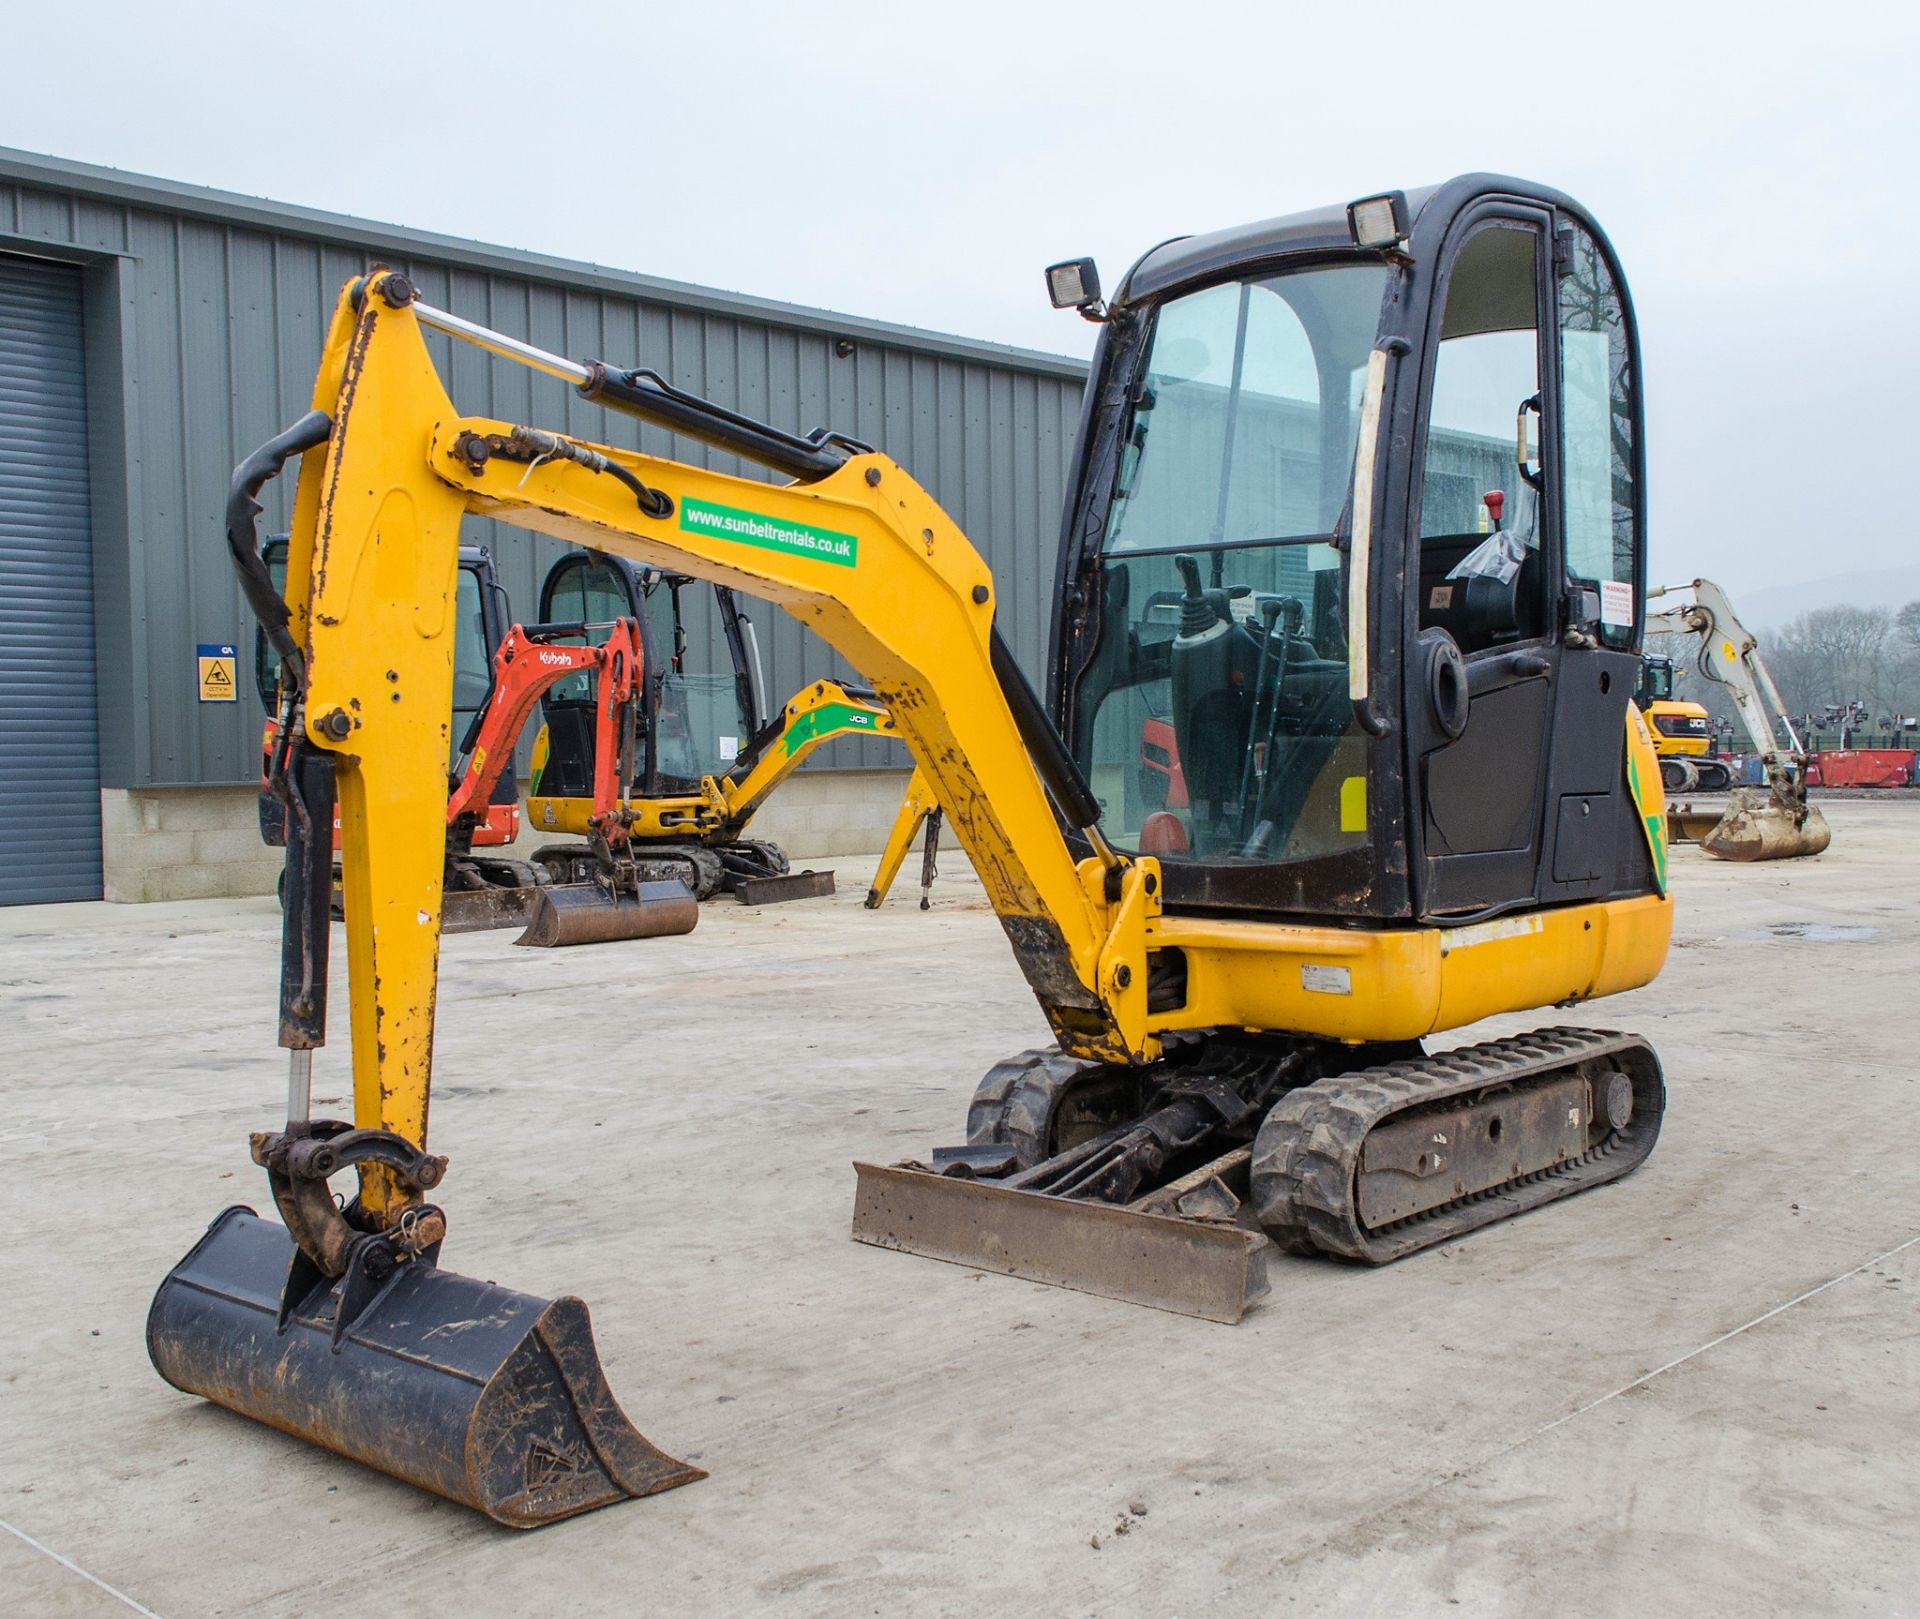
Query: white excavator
xmin=1646 ymin=578 xmax=1830 ymax=860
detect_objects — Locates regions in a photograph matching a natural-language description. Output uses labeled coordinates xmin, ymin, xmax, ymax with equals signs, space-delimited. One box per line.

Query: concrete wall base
xmin=99 ymin=770 xmax=921 ymax=903
xmin=101 ymin=787 xmax=282 ymax=902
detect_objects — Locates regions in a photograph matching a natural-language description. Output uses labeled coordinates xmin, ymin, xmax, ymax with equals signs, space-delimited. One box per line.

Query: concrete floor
xmin=2 ymin=802 xmax=1916 ymax=1617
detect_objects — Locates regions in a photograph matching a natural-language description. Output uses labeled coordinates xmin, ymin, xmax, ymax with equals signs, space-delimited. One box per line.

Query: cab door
xmin=1534 ymin=216 xmax=1646 ymax=903
xmin=1407 ymin=205 xmax=1562 ymax=914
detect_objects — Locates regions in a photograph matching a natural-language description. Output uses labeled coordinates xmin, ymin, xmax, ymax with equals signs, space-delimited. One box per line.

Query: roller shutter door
xmin=0 ymin=255 xmax=101 ymax=903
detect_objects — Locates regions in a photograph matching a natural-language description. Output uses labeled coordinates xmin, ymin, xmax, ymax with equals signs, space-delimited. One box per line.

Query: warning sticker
xmin=1440 ymin=913 xmax=1544 ymax=955
xmin=197 ymin=643 xmax=238 ymax=703
xmin=1599 ymin=579 xmax=1635 ymax=628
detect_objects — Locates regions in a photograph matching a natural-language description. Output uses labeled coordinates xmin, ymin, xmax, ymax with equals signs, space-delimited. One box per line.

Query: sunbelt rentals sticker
xmin=680 ymin=497 xmax=857 ymax=568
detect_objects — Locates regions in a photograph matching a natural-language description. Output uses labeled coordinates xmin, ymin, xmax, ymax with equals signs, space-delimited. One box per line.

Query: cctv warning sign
xmin=197 ymin=643 xmax=238 ymax=702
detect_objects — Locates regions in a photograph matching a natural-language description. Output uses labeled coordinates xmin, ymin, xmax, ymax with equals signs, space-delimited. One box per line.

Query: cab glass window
xmin=1075 ymin=262 xmax=1387 ymax=869
xmin=1415 ymin=223 xmax=1549 ymax=652
xmin=647 ymin=580 xmax=742 ymax=784
xmin=1558 ymin=223 xmax=1637 ymax=649
xmin=1105 ymin=267 xmax=1386 ymax=553
xmin=541 ymin=559 xmax=635 ymax=703
xmin=450 ymin=566 xmax=493 ymax=720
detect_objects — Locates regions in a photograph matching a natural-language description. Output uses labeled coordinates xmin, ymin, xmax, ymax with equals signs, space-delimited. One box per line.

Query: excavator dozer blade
xmin=514 ymin=878 xmax=699 ymax=948
xmin=849 ymin=1162 xmax=1270 ymax=1324
xmin=442 ymin=885 xmax=540 ymax=934
xmin=147 ymin=1207 xmax=704 ymax=1528
xmin=1697 ymin=789 xmax=1833 ymax=862
xmin=1666 ymin=803 xmax=1725 ymax=844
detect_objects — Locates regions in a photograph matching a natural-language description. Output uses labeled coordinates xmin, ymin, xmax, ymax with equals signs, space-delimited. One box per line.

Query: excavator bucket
xmin=1693 ymin=788 xmax=1832 ymax=862
xmin=515 ymin=877 xmax=699 ymax=948
xmin=147 ymin=1207 xmax=703 ymax=1527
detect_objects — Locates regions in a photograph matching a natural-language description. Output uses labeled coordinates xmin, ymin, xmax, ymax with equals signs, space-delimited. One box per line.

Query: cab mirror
xmin=1045 ymin=257 xmax=1102 ymax=313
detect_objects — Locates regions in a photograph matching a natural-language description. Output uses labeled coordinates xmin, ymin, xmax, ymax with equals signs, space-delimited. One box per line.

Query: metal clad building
xmin=0 ymin=148 xmax=1086 ymax=902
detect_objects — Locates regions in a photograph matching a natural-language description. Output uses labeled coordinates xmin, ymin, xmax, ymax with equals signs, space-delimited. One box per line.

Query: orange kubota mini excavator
xmin=150 ymin=175 xmax=1675 ymax=1528
xmin=443 ymin=611 xmax=698 ymax=944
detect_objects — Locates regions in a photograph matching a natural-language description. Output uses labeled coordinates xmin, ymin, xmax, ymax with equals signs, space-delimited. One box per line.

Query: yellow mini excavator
xmin=519 ymin=546 xmax=908 ymax=921
xmin=149 ymin=174 xmax=1673 ymax=1527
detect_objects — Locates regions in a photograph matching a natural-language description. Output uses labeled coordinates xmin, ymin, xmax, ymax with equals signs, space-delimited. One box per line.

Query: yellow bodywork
xmin=1644 ymin=699 xmax=1712 ymax=759
xmin=868 ymin=764 xmax=940 ymax=906
xmin=285 ymin=275 xmax=1671 ymax=1209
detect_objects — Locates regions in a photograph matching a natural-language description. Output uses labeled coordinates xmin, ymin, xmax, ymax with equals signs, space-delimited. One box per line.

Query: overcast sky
xmin=6 ymin=1 xmax=1915 ymax=602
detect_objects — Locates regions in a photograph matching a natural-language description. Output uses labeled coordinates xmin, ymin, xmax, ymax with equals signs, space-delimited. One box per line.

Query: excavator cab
xmin=1059 ymin=183 xmax=1655 ymax=922
xmin=532 ymin=551 xmax=765 ymax=804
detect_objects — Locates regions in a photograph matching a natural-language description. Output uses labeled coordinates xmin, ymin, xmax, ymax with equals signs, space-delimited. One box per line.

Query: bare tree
xmin=1766 ymin=605 xmax=1898 ymax=719
xmin=1643 ymin=601 xmax=1920 ymax=742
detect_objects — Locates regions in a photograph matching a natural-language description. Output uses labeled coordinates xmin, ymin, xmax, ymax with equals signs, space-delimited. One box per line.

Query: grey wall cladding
xmin=0 ymin=151 xmax=1087 ymax=788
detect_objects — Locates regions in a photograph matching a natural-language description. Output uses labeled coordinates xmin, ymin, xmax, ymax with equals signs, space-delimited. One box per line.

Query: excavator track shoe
xmin=515 ymin=878 xmax=699 ymax=947
xmin=1249 ymin=1027 xmax=1663 ymax=1264
xmin=147 ymin=1207 xmax=704 ymax=1527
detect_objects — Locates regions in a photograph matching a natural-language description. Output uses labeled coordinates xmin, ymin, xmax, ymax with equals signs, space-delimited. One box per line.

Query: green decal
xmin=1624 ymin=725 xmax=1668 ymax=895
xmin=680 ymin=497 xmax=857 ymax=569
xmin=782 ymin=701 xmax=879 ymax=756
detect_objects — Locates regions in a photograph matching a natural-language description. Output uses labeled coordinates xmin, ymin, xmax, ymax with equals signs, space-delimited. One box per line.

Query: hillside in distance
xmin=1691 ymin=564 xmax=1920 ymax=630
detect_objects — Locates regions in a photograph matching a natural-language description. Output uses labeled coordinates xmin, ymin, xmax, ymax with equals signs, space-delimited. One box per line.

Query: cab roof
xmin=1116 ymin=174 xmax=1589 ymax=305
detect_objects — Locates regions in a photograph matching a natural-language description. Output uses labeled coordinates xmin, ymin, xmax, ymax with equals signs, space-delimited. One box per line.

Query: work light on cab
xmin=1045 ymin=256 xmax=1103 ymax=316
xmin=1346 ymin=191 xmax=1411 ymax=251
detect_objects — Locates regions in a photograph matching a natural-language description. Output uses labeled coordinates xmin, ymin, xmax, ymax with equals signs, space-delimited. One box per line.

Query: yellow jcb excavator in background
xmin=149 ymin=174 xmax=1673 ymax=1528
xmin=255 ymin=535 xmax=922 ymax=939
xmin=1634 ymin=654 xmax=1727 ymax=788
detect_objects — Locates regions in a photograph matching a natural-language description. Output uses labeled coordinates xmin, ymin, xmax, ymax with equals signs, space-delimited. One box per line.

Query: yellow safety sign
xmin=197 ymin=642 xmax=238 ymax=703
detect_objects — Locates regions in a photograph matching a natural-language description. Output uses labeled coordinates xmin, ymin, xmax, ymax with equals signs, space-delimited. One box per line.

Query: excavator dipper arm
xmin=444 ymin=620 xmax=644 ymax=826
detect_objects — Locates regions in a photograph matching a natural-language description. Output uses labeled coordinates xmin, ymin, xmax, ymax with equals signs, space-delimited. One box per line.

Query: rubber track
xmin=966 ymin=1048 xmax=1102 ymax=1168
xmin=1249 ymin=1026 xmax=1665 ymax=1264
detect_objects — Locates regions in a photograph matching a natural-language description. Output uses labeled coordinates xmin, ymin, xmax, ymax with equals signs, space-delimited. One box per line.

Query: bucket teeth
xmin=148 ymin=1208 xmax=703 ymax=1527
